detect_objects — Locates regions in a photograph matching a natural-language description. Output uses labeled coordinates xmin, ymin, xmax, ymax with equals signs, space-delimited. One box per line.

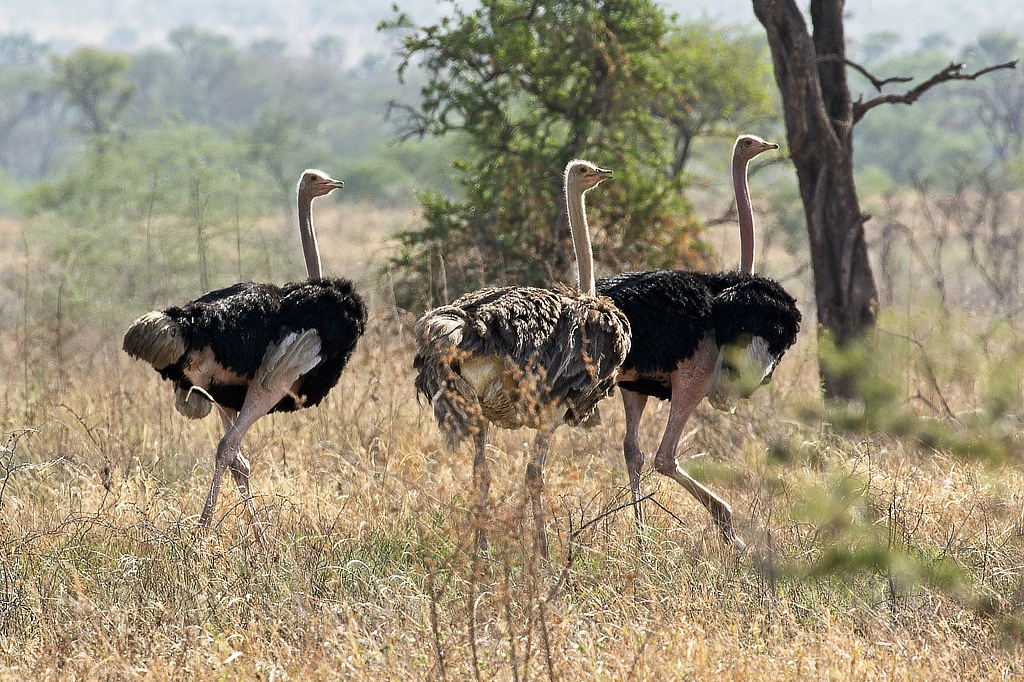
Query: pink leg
xmin=199 ymin=330 xmax=322 ymax=529
xmin=651 ymin=338 xmax=745 ymax=548
xmin=216 ymin=408 xmax=255 ymax=518
xmin=620 ymin=387 xmax=649 ymax=534
xmin=199 ymin=387 xmax=283 ymax=528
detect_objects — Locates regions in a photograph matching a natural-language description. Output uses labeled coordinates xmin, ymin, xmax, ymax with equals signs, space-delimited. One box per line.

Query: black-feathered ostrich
xmin=414 ymin=160 xmax=630 ymax=557
xmin=597 ymin=135 xmax=801 ymax=548
xmin=123 ymin=170 xmax=367 ymax=529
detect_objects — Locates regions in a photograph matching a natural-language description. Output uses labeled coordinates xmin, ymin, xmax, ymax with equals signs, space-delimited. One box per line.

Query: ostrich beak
xmin=314 ymin=178 xmax=344 ymax=196
xmin=588 ymin=167 xmax=613 ymax=187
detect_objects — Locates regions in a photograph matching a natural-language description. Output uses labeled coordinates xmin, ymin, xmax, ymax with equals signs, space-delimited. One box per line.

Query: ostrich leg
xmin=526 ymin=426 xmax=553 ymax=559
xmin=199 ymin=330 xmax=322 ymax=528
xmin=652 ymin=337 xmax=745 ymax=549
xmin=215 ymin=408 xmax=251 ymax=509
xmin=200 ymin=393 xmax=277 ymax=528
xmin=620 ymin=387 xmax=649 ymax=542
xmin=472 ymin=424 xmax=492 ymax=555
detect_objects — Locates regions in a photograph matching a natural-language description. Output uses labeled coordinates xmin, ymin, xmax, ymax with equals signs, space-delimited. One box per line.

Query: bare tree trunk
xmin=752 ymin=0 xmax=878 ymax=399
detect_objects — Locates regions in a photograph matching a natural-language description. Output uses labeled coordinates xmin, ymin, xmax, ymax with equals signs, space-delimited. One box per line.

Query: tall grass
xmin=1 ymin=203 xmax=1022 ymax=680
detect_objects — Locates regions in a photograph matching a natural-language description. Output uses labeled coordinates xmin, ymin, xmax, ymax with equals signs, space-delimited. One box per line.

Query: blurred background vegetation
xmin=0 ymin=0 xmax=1022 ymax=423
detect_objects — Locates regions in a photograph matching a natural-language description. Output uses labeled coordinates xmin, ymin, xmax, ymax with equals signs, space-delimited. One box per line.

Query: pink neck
xmin=298 ymin=192 xmax=322 ymax=279
xmin=732 ymin=152 xmax=755 ymax=275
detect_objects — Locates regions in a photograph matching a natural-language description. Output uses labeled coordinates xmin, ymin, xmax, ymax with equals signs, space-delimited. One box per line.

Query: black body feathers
xmin=597 ymin=270 xmax=712 ymax=374
xmin=143 ymin=277 xmax=366 ymax=413
xmin=705 ymin=273 xmax=801 ymax=356
xmin=596 ymin=269 xmax=801 ymax=401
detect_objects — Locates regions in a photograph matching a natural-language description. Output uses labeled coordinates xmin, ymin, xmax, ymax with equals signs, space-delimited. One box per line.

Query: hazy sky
xmin=2 ymin=0 xmax=1021 ymax=58
xmin=671 ymin=0 xmax=1022 ymax=48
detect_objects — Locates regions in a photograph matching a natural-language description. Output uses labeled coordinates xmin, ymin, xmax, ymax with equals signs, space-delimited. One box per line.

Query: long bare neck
xmin=297 ymin=190 xmax=322 ymax=279
xmin=566 ymin=184 xmax=595 ymax=295
xmin=732 ymin=150 xmax=755 ymax=275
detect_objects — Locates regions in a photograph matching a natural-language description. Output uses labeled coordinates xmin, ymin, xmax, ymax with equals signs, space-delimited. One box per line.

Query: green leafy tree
xmin=0 ymin=32 xmax=48 ymax=66
xmin=50 ymin=46 xmax=135 ymax=152
xmin=19 ymin=123 xmax=282 ymax=341
xmin=962 ymin=32 xmax=1024 ymax=165
xmin=244 ymin=105 xmax=311 ymax=215
xmin=659 ymin=20 xmax=779 ymax=180
xmin=381 ymin=0 xmax=706 ymax=309
xmin=166 ymin=27 xmax=269 ymax=128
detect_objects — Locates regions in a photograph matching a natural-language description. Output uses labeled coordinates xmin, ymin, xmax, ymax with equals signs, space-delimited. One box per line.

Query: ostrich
xmin=123 ymin=169 xmax=367 ymax=529
xmin=596 ymin=135 xmax=801 ymax=548
xmin=414 ymin=160 xmax=630 ymax=558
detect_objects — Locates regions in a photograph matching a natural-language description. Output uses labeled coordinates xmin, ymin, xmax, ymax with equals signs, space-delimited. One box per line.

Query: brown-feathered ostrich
xmin=123 ymin=169 xmax=367 ymax=529
xmin=596 ymin=135 xmax=801 ymax=549
xmin=414 ymin=160 xmax=630 ymax=558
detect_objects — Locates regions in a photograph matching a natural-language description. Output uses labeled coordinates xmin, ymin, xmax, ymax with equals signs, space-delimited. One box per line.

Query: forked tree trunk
xmin=752 ymin=0 xmax=878 ymax=399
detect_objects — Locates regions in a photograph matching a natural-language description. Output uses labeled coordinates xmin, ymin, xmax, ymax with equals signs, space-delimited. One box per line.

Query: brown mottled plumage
xmin=414 ymin=160 xmax=629 ymax=558
xmin=415 ymin=284 xmax=628 ymax=436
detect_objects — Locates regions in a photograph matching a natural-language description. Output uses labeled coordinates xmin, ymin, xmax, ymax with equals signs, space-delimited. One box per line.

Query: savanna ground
xmin=1 ymin=198 xmax=1023 ymax=680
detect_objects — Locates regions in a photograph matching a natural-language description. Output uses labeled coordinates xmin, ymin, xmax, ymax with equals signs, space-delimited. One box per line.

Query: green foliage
xmin=382 ymin=0 xmax=716 ymax=309
xmin=0 ymin=167 xmax=19 ymax=213
xmin=16 ymin=122 xmax=285 ymax=349
xmin=0 ymin=33 xmax=48 ymax=66
xmin=0 ymin=26 xmax=452 ymax=203
xmin=50 ymin=46 xmax=136 ymax=146
xmin=815 ymin=306 xmax=1022 ymax=464
xmin=789 ymin=466 xmax=971 ymax=596
xmin=659 ymin=20 xmax=779 ymax=178
xmin=853 ymin=34 xmax=1024 ymax=189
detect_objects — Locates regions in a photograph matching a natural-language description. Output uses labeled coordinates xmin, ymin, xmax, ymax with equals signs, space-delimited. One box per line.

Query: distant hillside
xmin=2 ymin=0 xmax=1020 ymax=59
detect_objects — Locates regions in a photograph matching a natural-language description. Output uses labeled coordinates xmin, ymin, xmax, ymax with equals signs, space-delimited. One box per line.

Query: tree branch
xmin=818 ymin=54 xmax=913 ymax=91
xmin=853 ymin=59 xmax=1019 ymax=124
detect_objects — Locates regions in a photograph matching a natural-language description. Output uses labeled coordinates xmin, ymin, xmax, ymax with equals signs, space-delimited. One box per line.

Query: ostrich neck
xmin=732 ymin=153 xmax=755 ymax=275
xmin=297 ymin=193 xmax=322 ymax=279
xmin=567 ymin=187 xmax=595 ymax=295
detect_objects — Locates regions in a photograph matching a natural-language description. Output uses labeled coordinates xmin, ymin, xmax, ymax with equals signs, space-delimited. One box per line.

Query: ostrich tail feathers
xmin=414 ymin=309 xmax=465 ymax=351
xmin=413 ymin=309 xmax=482 ymax=445
xmin=123 ymin=311 xmax=185 ymax=370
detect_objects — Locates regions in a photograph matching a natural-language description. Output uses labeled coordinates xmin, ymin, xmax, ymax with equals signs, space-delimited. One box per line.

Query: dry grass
xmin=1 ymin=205 xmax=1023 ymax=680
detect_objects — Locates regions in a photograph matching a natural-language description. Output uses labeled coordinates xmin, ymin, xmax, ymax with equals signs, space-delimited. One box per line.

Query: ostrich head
xmin=564 ymin=160 xmax=613 ymax=195
xmin=298 ymin=169 xmax=345 ymax=200
xmin=733 ymin=134 xmax=778 ymax=162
